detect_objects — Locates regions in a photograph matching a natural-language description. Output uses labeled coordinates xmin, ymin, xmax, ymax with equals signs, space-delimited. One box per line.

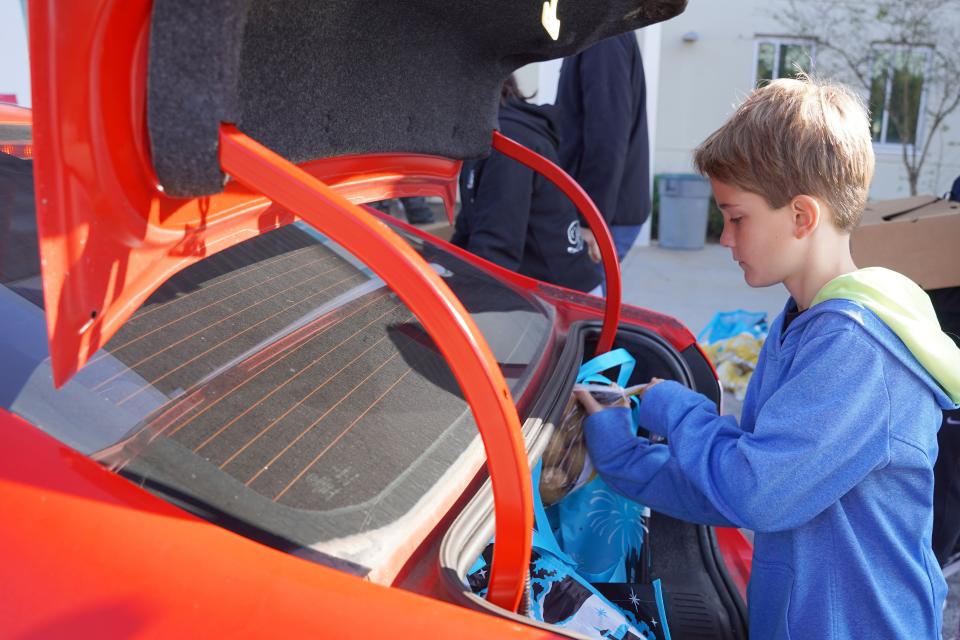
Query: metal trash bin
xmin=657 ymin=173 xmax=711 ymax=250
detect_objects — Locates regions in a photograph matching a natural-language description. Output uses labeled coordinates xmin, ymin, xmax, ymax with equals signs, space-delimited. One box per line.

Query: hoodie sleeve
xmin=637 ymin=328 xmax=891 ymax=532
xmin=457 ymin=150 xmax=534 ymax=271
xmin=583 ymin=408 xmax=738 ymax=526
xmin=575 ymin=40 xmax=634 ymax=225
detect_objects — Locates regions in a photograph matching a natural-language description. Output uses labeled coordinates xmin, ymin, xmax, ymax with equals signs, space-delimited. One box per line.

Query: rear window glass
xmin=1 ymin=151 xmax=553 ymax=574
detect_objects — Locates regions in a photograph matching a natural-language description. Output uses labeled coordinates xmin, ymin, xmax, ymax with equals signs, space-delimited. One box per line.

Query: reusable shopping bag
xmin=539 ymin=348 xmax=642 ymax=506
xmin=467 ymin=462 xmax=671 ymax=640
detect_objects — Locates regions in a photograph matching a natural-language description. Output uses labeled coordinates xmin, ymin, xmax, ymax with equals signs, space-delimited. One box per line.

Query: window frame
xmin=752 ymin=36 xmax=817 ymax=87
xmin=868 ymin=42 xmax=932 ymax=154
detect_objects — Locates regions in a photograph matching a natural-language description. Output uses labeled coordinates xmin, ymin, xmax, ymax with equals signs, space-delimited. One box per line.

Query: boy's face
xmin=710 ymin=178 xmax=802 ymax=288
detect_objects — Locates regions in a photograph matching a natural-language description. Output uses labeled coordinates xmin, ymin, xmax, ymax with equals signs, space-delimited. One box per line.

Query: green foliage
xmin=650 ymin=174 xmax=660 ymax=240
xmin=706 ymin=197 xmax=724 ymax=241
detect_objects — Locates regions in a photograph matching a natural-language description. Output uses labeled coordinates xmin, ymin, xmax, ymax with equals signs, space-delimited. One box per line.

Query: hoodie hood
xmin=811 ymin=267 xmax=960 ymax=404
xmin=499 ymin=98 xmax=561 ymax=149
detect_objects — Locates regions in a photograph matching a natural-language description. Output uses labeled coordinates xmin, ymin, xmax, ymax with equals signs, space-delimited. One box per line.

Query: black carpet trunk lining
xmin=147 ymin=0 xmax=688 ymax=196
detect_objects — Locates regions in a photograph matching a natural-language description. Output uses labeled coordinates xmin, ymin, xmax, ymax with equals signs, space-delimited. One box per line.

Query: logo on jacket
xmin=566 ymin=221 xmax=584 ymax=254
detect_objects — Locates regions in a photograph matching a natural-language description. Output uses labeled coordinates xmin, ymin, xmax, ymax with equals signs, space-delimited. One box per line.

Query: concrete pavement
xmin=619 ymin=240 xmax=787 ymax=338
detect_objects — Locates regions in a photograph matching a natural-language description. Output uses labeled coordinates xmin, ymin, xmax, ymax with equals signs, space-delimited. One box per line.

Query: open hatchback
xmin=0 ymin=1 xmax=751 ymax=637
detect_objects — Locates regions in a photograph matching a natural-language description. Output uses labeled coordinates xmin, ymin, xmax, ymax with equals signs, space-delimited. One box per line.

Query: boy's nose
xmin=719 ymin=224 xmax=735 ymax=249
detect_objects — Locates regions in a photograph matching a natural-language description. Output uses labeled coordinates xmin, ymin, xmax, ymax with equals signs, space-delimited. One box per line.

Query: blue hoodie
xmin=584 ymin=291 xmax=958 ymax=639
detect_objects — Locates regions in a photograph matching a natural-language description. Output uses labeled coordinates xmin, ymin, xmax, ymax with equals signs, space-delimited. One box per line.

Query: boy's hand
xmin=574 ymin=378 xmax=664 ymax=415
xmin=580 ymin=226 xmax=602 ymax=263
xmin=573 ymin=387 xmax=606 ymax=415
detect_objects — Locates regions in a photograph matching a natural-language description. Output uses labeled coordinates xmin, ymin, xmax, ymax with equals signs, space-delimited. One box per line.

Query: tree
xmin=777 ymin=0 xmax=960 ymax=195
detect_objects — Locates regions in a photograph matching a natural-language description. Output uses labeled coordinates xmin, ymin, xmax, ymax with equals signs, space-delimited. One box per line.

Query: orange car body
xmin=0 ymin=1 xmax=751 ymax=636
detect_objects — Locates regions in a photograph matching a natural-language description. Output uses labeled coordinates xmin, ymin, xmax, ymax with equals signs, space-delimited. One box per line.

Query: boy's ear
xmin=790 ymin=195 xmax=821 ymax=239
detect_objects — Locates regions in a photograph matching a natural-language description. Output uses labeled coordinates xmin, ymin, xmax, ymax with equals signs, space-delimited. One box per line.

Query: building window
xmin=755 ymin=38 xmax=815 ymax=86
xmin=868 ymin=45 xmax=929 ymax=146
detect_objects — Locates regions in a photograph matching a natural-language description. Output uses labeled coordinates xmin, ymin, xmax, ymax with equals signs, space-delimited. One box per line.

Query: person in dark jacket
xmin=556 ymin=32 xmax=650 ymax=261
xmin=452 ymin=77 xmax=602 ymax=294
xmin=930 ymin=287 xmax=960 ymax=566
xmin=369 ymin=196 xmax=435 ymax=224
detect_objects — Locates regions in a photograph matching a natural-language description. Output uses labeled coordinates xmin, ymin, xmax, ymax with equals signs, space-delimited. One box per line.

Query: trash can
xmin=657 ymin=173 xmax=712 ymax=250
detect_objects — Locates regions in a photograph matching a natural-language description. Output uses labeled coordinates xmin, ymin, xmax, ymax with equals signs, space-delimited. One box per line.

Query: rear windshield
xmin=0 ymin=149 xmax=553 ymax=574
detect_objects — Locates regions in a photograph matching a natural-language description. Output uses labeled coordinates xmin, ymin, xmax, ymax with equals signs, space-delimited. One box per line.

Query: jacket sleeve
xmin=583 ymin=408 xmax=738 ymax=527
xmin=576 ymin=41 xmax=634 ymax=224
xmin=457 ymin=150 xmax=534 ymax=270
xmin=735 ymin=328 xmax=772 ymax=431
xmin=638 ymin=329 xmax=892 ymax=532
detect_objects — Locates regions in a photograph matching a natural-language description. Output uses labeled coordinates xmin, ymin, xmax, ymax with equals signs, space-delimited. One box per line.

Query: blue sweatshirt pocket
xmin=747 ymin=559 xmax=795 ymax=640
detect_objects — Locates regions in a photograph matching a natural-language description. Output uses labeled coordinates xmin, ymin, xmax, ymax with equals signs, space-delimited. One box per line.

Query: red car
xmin=1 ymin=1 xmax=750 ymax=637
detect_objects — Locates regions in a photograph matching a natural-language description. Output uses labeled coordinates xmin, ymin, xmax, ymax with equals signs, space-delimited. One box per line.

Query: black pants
xmin=934 ymin=408 xmax=960 ymax=565
xmin=930 ymin=287 xmax=960 ymax=565
xmin=369 ymin=197 xmax=435 ymax=224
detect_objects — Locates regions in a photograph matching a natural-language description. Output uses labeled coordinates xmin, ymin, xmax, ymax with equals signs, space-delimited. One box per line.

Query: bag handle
xmin=575 ymin=347 xmax=634 ymax=387
xmin=531 ymin=462 xmax=574 ymax=564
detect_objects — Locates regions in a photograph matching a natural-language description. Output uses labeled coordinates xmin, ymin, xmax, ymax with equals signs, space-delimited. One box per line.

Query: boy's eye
xmin=728 ymin=217 xmax=742 ymax=225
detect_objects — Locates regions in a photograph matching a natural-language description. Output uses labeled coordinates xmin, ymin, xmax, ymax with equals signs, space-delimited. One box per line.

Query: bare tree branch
xmin=776 ymin=0 xmax=960 ymax=194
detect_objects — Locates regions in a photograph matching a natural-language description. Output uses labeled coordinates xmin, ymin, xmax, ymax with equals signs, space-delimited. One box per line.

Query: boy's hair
xmin=693 ymin=76 xmax=875 ymax=232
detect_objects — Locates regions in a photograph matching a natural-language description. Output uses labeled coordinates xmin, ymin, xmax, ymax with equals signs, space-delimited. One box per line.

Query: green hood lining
xmin=812 ymin=267 xmax=960 ymax=404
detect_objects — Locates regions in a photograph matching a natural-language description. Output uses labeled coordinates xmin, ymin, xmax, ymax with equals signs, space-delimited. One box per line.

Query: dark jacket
xmin=556 ymin=33 xmax=651 ymax=227
xmin=452 ymin=99 xmax=601 ymax=293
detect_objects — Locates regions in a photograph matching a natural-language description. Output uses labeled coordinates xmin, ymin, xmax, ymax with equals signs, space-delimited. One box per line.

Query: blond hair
xmin=693 ymin=77 xmax=875 ymax=231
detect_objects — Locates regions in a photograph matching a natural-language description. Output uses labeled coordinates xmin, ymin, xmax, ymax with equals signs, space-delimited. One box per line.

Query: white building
xmin=518 ymin=0 xmax=960 ymax=202
xmin=4 ymin=0 xmax=958 ymax=201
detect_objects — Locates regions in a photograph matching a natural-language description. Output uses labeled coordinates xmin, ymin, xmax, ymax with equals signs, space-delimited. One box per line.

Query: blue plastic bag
xmin=697 ymin=309 xmax=768 ymax=344
xmin=547 ymin=349 xmax=649 ymax=582
xmin=698 ymin=310 xmax=769 ymax=401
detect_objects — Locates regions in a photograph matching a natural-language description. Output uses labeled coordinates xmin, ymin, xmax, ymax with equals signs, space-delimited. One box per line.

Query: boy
xmin=576 ymin=77 xmax=960 ymax=639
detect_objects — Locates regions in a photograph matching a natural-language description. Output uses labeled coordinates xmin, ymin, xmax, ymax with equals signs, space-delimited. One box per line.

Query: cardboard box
xmin=851 ymin=195 xmax=960 ymax=290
